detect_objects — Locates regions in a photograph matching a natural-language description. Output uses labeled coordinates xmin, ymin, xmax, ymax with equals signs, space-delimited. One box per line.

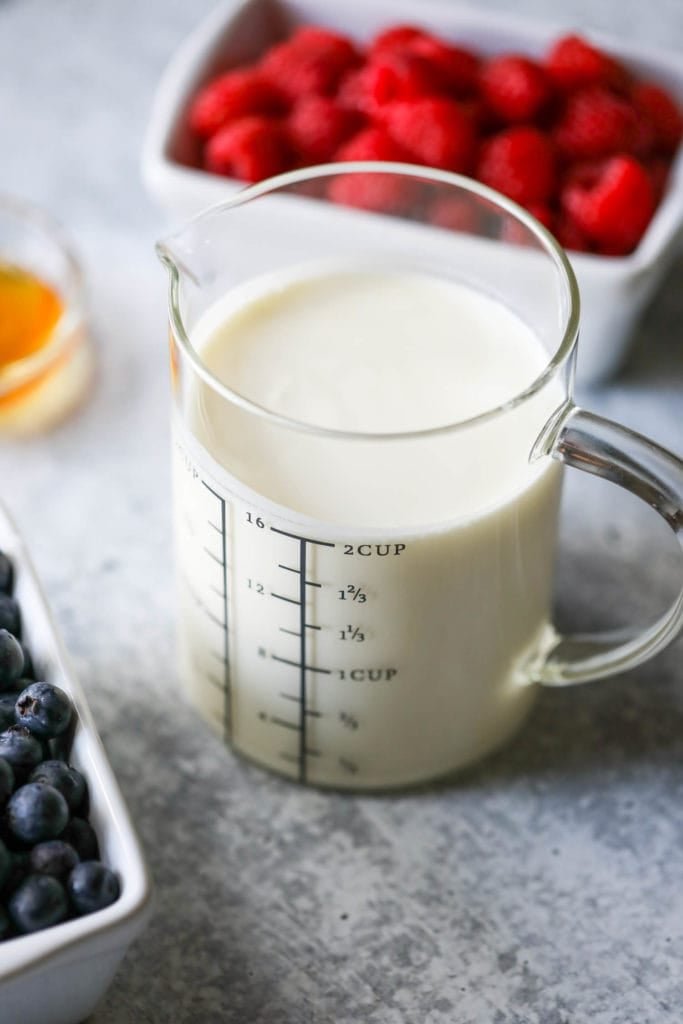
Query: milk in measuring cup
xmin=174 ymin=268 xmax=564 ymax=788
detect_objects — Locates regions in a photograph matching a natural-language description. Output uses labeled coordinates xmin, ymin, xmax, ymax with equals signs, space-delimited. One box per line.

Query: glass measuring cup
xmin=158 ymin=164 xmax=683 ymax=791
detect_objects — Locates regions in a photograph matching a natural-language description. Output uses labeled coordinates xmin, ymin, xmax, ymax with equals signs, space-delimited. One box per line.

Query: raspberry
xmin=561 ymin=155 xmax=655 ymax=253
xmin=287 ymin=96 xmax=362 ymax=163
xmin=476 ymin=127 xmax=557 ymax=205
xmin=480 ymin=55 xmax=552 ymax=123
xmin=188 ymin=69 xmax=284 ymax=138
xmin=382 ymin=98 xmax=476 ymax=172
xmin=553 ymin=86 xmax=637 ymax=159
xmin=329 ymin=128 xmax=417 ymax=213
xmin=545 ymin=34 xmax=627 ymax=93
xmin=554 ymin=212 xmax=591 ymax=252
xmin=407 ymin=37 xmax=480 ymax=97
xmin=632 ymin=82 xmax=683 ymax=154
xmin=204 ymin=117 xmax=293 ymax=182
xmin=334 ymin=127 xmax=410 ymax=163
xmin=369 ymin=25 xmax=426 ymax=59
xmin=261 ymin=27 xmax=360 ymax=101
xmin=427 ymin=195 xmax=480 ymax=233
xmin=647 ymin=157 xmax=672 ymax=201
xmin=500 ymin=203 xmax=554 ymax=246
xmin=367 ymin=52 xmax=444 ymax=106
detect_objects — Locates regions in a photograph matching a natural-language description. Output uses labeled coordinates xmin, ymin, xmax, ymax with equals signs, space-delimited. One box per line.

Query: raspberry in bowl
xmin=143 ymin=0 xmax=683 ymax=383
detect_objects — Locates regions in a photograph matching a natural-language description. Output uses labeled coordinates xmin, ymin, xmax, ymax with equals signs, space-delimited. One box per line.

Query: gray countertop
xmin=1 ymin=1 xmax=682 ymax=1021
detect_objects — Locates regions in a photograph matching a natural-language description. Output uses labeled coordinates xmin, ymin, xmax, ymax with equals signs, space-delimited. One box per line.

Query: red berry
xmin=553 ymin=86 xmax=638 ymax=159
xmin=554 ymin=213 xmax=592 ymax=252
xmin=545 ymin=34 xmax=627 ymax=93
xmin=368 ymin=52 xmax=444 ymax=105
xmin=427 ymin=195 xmax=481 ymax=233
xmin=561 ymin=155 xmax=655 ymax=253
xmin=261 ymin=27 xmax=360 ymax=101
xmin=407 ymin=37 xmax=480 ymax=97
xmin=287 ymin=96 xmax=362 ymax=163
xmin=188 ymin=69 xmax=284 ymax=138
xmin=382 ymin=98 xmax=476 ymax=172
xmin=500 ymin=203 xmax=554 ymax=246
xmin=334 ymin=127 xmax=410 ymax=163
xmin=632 ymin=82 xmax=683 ymax=154
xmin=204 ymin=117 xmax=293 ymax=182
xmin=477 ymin=127 xmax=557 ymax=205
xmin=369 ymin=25 xmax=426 ymax=59
xmin=329 ymin=128 xmax=418 ymax=213
xmin=480 ymin=55 xmax=552 ymax=123
xmin=647 ymin=157 xmax=672 ymax=201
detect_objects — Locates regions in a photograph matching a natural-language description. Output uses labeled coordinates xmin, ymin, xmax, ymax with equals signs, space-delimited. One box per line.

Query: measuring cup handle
xmin=531 ymin=402 xmax=683 ymax=686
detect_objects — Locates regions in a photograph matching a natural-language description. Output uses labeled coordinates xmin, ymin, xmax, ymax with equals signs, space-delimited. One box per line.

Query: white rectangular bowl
xmin=0 ymin=503 xmax=152 ymax=1024
xmin=142 ymin=0 xmax=683 ymax=385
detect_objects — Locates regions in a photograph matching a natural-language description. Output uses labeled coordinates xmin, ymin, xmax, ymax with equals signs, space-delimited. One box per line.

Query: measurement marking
xmin=203 ymin=546 xmax=224 ymax=566
xmin=305 ymin=622 xmax=321 ymax=631
xmin=306 ymin=748 xmax=321 ymax=758
xmin=207 ymin=521 xmax=222 ymax=533
xmin=270 ymin=717 xmax=301 ymax=732
xmin=279 ymin=752 xmax=299 ymax=765
xmin=297 ymin=538 xmax=308 ymax=783
xmin=279 ymin=694 xmax=322 ymax=716
xmin=207 ymin=672 xmax=223 ymax=691
xmin=276 ymin=565 xmax=322 ymax=588
xmin=270 ymin=526 xmax=335 ymax=548
xmin=272 ymin=654 xmax=331 ymax=674
xmin=210 ymin=649 xmax=227 ymax=664
xmin=280 ymin=627 xmax=301 ymax=637
xmin=210 ymin=584 xmax=225 ymax=598
xmin=271 ymin=592 xmax=301 ymax=605
xmin=204 ymin=609 xmax=227 ymax=630
xmin=202 ymin=481 xmax=232 ymax=741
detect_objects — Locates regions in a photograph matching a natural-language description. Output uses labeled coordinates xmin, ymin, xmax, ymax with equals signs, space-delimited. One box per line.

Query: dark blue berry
xmin=29 ymin=760 xmax=86 ymax=812
xmin=0 ymin=552 xmax=13 ymax=596
xmin=60 ymin=816 xmax=99 ymax=860
xmin=7 ymin=783 xmax=69 ymax=844
xmin=67 ymin=860 xmax=119 ymax=916
xmin=19 ymin=644 xmax=35 ymax=680
xmin=0 ymin=595 xmax=20 ymax=638
xmin=0 ymin=694 xmax=16 ymax=731
xmin=9 ymin=874 xmax=68 ymax=933
xmin=0 ymin=630 xmax=24 ymax=689
xmin=15 ymin=682 xmax=72 ymax=739
xmin=3 ymin=849 xmax=30 ymax=890
xmin=0 ymin=837 xmax=10 ymax=888
xmin=30 ymin=840 xmax=79 ymax=880
xmin=0 ymin=725 xmax=44 ymax=772
xmin=0 ymin=756 xmax=14 ymax=804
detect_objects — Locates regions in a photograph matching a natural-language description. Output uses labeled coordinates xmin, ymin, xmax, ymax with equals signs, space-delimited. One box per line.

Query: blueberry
xmin=0 ymin=694 xmax=16 ymax=731
xmin=3 ymin=849 xmax=30 ymax=890
xmin=0 ymin=756 xmax=14 ymax=804
xmin=0 ymin=552 xmax=13 ymax=596
xmin=29 ymin=760 xmax=86 ymax=812
xmin=15 ymin=682 xmax=72 ymax=739
xmin=67 ymin=860 xmax=119 ymax=916
xmin=60 ymin=816 xmax=99 ymax=860
xmin=19 ymin=643 xmax=35 ymax=680
xmin=0 ymin=837 xmax=10 ymax=888
xmin=30 ymin=840 xmax=79 ymax=881
xmin=0 ymin=595 xmax=20 ymax=638
xmin=0 ymin=630 xmax=24 ymax=690
xmin=7 ymin=783 xmax=69 ymax=845
xmin=0 ymin=725 xmax=44 ymax=772
xmin=8 ymin=874 xmax=68 ymax=933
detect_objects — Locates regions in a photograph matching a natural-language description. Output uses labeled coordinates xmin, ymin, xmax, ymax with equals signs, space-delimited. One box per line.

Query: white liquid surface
xmin=174 ymin=268 xmax=564 ymax=788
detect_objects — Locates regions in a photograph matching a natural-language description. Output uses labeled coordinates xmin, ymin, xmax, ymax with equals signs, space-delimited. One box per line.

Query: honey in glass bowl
xmin=0 ymin=197 xmax=93 ymax=434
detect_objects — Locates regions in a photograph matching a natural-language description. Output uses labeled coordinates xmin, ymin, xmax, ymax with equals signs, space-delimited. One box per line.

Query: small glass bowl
xmin=0 ymin=195 xmax=94 ymax=434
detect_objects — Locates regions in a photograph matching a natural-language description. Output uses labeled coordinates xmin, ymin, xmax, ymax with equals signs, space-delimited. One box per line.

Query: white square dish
xmin=0 ymin=502 xmax=152 ymax=1024
xmin=142 ymin=0 xmax=683 ymax=385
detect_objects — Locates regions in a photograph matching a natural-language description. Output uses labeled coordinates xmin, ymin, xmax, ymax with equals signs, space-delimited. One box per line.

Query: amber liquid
xmin=0 ymin=263 xmax=91 ymax=431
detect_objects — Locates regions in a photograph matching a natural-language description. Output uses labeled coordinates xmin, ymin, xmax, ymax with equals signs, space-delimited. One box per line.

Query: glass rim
xmin=0 ymin=193 xmax=85 ymax=392
xmin=158 ymin=162 xmax=581 ymax=443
